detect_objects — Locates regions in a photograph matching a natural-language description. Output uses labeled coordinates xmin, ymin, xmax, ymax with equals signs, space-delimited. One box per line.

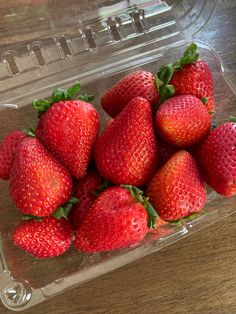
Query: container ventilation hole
xmin=29 ymin=43 xmax=46 ymax=66
xmin=107 ymin=17 xmax=122 ymax=41
xmin=57 ymin=35 xmax=72 ymax=57
xmin=2 ymin=52 xmax=19 ymax=75
xmin=130 ymin=9 xmax=148 ymax=34
xmin=84 ymin=28 xmax=97 ymax=49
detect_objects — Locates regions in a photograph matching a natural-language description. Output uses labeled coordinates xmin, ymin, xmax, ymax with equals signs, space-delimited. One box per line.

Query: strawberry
xmin=170 ymin=61 xmax=215 ymax=113
xmin=94 ymin=97 xmax=158 ymax=186
xmin=9 ymin=137 xmax=73 ymax=217
xmin=157 ymin=43 xmax=215 ymax=112
xmin=101 ymin=70 xmax=159 ymax=118
xmin=147 ymin=151 xmax=206 ymax=221
xmin=12 ymin=217 xmax=73 ymax=258
xmin=74 ymin=186 xmax=157 ymax=253
xmin=34 ymin=83 xmax=100 ymax=179
xmin=195 ymin=122 xmax=236 ymax=196
xmin=0 ymin=131 xmax=26 ymax=180
xmin=155 ymin=95 xmax=211 ymax=148
xmin=68 ymin=171 xmax=102 ymax=230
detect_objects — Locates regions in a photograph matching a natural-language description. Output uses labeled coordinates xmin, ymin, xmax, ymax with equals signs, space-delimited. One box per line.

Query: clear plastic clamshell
xmin=0 ymin=0 xmax=235 ymax=311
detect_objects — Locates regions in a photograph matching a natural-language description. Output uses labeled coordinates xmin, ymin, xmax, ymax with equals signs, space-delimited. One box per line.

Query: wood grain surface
xmin=0 ymin=0 xmax=236 ymax=313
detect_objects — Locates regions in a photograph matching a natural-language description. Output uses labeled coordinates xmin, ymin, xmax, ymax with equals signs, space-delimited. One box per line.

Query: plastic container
xmin=0 ymin=0 xmax=235 ymax=311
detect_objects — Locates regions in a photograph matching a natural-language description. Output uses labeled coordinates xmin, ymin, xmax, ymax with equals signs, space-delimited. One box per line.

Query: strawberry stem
xmin=121 ymin=185 xmax=158 ymax=229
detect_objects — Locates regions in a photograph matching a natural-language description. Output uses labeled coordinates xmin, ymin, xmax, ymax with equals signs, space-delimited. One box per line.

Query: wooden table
xmin=1 ymin=0 xmax=236 ymax=313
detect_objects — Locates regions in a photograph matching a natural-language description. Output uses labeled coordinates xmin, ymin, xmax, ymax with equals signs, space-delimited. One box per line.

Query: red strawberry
xmin=34 ymin=84 xmax=100 ymax=179
xmin=0 ymin=131 xmax=26 ymax=180
xmin=94 ymin=97 xmax=158 ymax=186
xmin=12 ymin=217 xmax=73 ymax=258
xmin=101 ymin=70 xmax=159 ymax=118
xmin=68 ymin=171 xmax=102 ymax=230
xmin=170 ymin=61 xmax=215 ymax=113
xmin=74 ymin=186 xmax=157 ymax=253
xmin=157 ymin=43 xmax=215 ymax=112
xmin=195 ymin=122 xmax=236 ymax=196
xmin=9 ymin=137 xmax=73 ymax=217
xmin=147 ymin=151 xmax=206 ymax=221
xmin=155 ymin=95 xmax=211 ymax=148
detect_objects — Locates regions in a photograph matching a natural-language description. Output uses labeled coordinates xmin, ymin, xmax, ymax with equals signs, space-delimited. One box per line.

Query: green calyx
xmin=212 ymin=115 xmax=236 ymax=130
xmin=201 ymin=97 xmax=208 ymax=106
xmin=52 ymin=196 xmax=79 ymax=219
xmin=121 ymin=185 xmax=158 ymax=229
xmin=229 ymin=115 xmax=236 ymax=123
xmin=21 ymin=197 xmax=79 ymax=222
xmin=23 ymin=128 xmax=36 ymax=137
xmin=170 ymin=212 xmax=202 ymax=226
xmin=93 ymin=180 xmax=113 ymax=197
xmin=32 ymin=82 xmax=94 ymax=117
xmin=22 ymin=215 xmax=43 ymax=222
xmin=155 ymin=42 xmax=199 ymax=103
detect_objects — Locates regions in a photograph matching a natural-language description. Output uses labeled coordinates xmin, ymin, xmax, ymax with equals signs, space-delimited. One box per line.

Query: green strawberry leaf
xmin=211 ymin=120 xmax=218 ymax=130
xmin=157 ymin=64 xmax=175 ymax=85
xmin=32 ymin=82 xmax=94 ymax=116
xmin=155 ymin=75 xmax=164 ymax=91
xmin=159 ymin=84 xmax=175 ymax=103
xmin=32 ymin=99 xmax=51 ymax=116
xmin=201 ymin=97 xmax=208 ymax=106
xmin=170 ymin=212 xmax=202 ymax=225
xmin=52 ymin=197 xmax=80 ymax=219
xmin=178 ymin=42 xmax=199 ymax=66
xmin=67 ymin=82 xmax=81 ymax=98
xmin=155 ymin=43 xmax=199 ymax=100
xmin=53 ymin=206 xmax=67 ymax=219
xmin=146 ymin=202 xmax=158 ymax=229
xmin=121 ymin=185 xmax=158 ymax=229
xmin=93 ymin=180 xmax=112 ymax=196
xmin=229 ymin=115 xmax=236 ymax=122
xmin=23 ymin=128 xmax=36 ymax=137
xmin=52 ymin=88 xmax=68 ymax=103
xmin=78 ymin=94 xmax=95 ymax=102
xmin=22 ymin=215 xmax=43 ymax=222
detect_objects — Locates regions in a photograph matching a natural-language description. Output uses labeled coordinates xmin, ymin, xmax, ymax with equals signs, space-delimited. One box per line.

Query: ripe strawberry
xmin=74 ymin=186 xmax=157 ymax=253
xmin=34 ymin=83 xmax=100 ymax=179
xmin=12 ymin=217 xmax=73 ymax=258
xmin=0 ymin=131 xmax=26 ymax=180
xmin=155 ymin=95 xmax=211 ymax=148
xmin=94 ymin=97 xmax=158 ymax=186
xmin=68 ymin=171 xmax=102 ymax=230
xmin=157 ymin=43 xmax=215 ymax=112
xmin=9 ymin=137 xmax=73 ymax=217
xmin=101 ymin=70 xmax=159 ymax=118
xmin=195 ymin=122 xmax=236 ymax=196
xmin=170 ymin=61 xmax=215 ymax=113
xmin=147 ymin=151 xmax=206 ymax=221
